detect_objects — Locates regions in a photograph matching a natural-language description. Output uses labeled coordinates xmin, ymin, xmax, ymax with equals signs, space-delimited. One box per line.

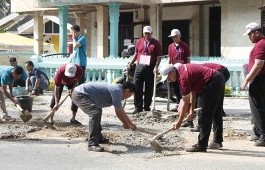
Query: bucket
xmin=15 ymin=95 xmax=33 ymax=112
xmin=13 ymin=87 xmax=28 ymax=97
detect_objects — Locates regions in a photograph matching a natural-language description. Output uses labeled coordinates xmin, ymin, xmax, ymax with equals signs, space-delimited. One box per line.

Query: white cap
xmin=65 ymin=63 xmax=77 ymax=77
xmin=143 ymin=26 xmax=152 ymax=33
xmin=243 ymin=22 xmax=261 ymax=36
xmin=168 ymin=29 xmax=181 ymax=37
xmin=159 ymin=64 xmax=174 ymax=82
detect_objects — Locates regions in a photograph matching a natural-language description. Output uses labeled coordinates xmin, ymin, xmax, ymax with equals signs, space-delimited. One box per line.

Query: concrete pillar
xmin=58 ymin=5 xmax=69 ymax=53
xmin=108 ymin=2 xmax=120 ymax=58
xmin=33 ymin=11 xmax=43 ymax=55
xmin=150 ymin=5 xmax=162 ymax=42
xmin=76 ymin=13 xmax=85 ymax=34
xmin=96 ymin=6 xmax=109 ymax=58
xmin=86 ymin=13 xmax=92 ymax=57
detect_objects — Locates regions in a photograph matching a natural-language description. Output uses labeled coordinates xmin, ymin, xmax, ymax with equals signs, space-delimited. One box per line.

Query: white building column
xmin=150 ymin=5 xmax=162 ymax=42
xmin=86 ymin=13 xmax=92 ymax=57
xmin=33 ymin=11 xmax=44 ymax=55
xmin=96 ymin=6 xmax=109 ymax=58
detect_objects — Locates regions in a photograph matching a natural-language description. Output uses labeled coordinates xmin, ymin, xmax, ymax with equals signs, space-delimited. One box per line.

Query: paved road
xmin=1 ymin=96 xmax=265 ymax=170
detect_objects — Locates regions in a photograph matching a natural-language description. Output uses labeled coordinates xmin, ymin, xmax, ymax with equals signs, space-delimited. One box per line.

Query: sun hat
xmin=65 ymin=63 xmax=77 ymax=77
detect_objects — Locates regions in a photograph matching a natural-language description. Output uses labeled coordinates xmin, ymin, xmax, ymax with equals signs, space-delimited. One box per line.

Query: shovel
xmin=16 ymin=104 xmax=32 ymax=123
xmin=149 ymin=118 xmax=188 ymax=153
xmin=42 ymin=94 xmax=70 ymax=129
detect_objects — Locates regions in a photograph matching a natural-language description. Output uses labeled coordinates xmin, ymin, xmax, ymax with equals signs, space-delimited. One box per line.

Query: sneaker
xmin=186 ymin=144 xmax=206 ymax=152
xmin=70 ymin=118 xmax=82 ymax=125
xmin=132 ymin=108 xmax=143 ymax=114
xmin=181 ymin=121 xmax=194 ymax=128
xmin=209 ymin=142 xmax=223 ymax=149
xmin=88 ymin=145 xmax=104 ymax=152
xmin=2 ymin=115 xmax=16 ymax=122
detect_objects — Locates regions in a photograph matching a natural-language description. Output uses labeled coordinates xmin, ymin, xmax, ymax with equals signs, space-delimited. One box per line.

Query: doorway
xmin=209 ymin=6 xmax=221 ymax=56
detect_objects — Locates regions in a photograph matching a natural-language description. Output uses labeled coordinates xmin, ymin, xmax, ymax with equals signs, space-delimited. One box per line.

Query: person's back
xmin=74 ymin=82 xmax=122 ymax=108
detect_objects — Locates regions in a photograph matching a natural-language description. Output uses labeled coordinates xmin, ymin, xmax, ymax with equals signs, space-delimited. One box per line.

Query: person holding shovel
xmin=72 ymin=81 xmax=136 ymax=152
xmin=0 ymin=66 xmax=24 ymax=122
xmin=127 ymin=26 xmax=163 ymax=114
xmin=159 ymin=63 xmax=225 ymax=152
xmin=44 ymin=63 xmax=83 ymax=125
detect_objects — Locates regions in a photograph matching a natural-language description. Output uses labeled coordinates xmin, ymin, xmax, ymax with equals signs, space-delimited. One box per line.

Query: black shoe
xmin=144 ymin=107 xmax=150 ymax=111
xmin=70 ymin=118 xmax=82 ymax=125
xmin=88 ymin=145 xmax=104 ymax=152
xmin=209 ymin=142 xmax=223 ymax=149
xmin=186 ymin=144 xmax=206 ymax=152
xmin=254 ymin=140 xmax=265 ymax=147
xmin=181 ymin=121 xmax=194 ymax=128
xmin=191 ymin=126 xmax=200 ymax=132
xmin=99 ymin=138 xmax=110 ymax=144
xmin=132 ymin=108 xmax=143 ymax=114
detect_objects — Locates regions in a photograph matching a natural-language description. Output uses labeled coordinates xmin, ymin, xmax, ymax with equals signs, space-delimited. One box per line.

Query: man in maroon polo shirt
xmin=241 ymin=22 xmax=265 ymax=147
xmin=159 ymin=63 xmax=225 ymax=152
xmin=46 ymin=63 xmax=83 ymax=125
xmin=167 ymin=28 xmax=191 ymax=126
xmin=192 ymin=63 xmax=230 ymax=133
xmin=128 ymin=26 xmax=163 ymax=113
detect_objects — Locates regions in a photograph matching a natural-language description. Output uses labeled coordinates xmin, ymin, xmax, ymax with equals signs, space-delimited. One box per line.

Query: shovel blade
xmin=20 ymin=110 xmax=32 ymax=123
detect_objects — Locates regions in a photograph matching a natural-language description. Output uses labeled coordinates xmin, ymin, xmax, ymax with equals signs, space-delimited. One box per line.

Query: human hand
xmin=241 ymin=80 xmax=248 ymax=90
xmin=172 ymin=121 xmax=182 ymax=130
xmin=52 ymin=104 xmax=59 ymax=111
xmin=187 ymin=113 xmax=196 ymax=121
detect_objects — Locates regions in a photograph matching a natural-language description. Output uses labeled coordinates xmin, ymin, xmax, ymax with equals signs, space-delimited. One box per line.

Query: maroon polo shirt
xmin=201 ymin=63 xmax=225 ymax=71
xmin=54 ymin=63 xmax=83 ymax=87
xmin=248 ymin=38 xmax=265 ymax=75
xmin=168 ymin=41 xmax=190 ymax=64
xmin=135 ymin=37 xmax=163 ymax=65
xmin=176 ymin=63 xmax=217 ymax=95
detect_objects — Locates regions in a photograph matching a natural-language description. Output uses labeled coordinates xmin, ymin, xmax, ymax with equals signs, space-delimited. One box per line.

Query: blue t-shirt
xmin=0 ymin=66 xmax=27 ymax=86
xmin=74 ymin=82 xmax=123 ymax=108
xmin=71 ymin=35 xmax=87 ymax=67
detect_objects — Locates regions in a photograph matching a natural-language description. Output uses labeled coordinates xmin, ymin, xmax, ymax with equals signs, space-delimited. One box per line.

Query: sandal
xmin=2 ymin=115 xmax=16 ymax=122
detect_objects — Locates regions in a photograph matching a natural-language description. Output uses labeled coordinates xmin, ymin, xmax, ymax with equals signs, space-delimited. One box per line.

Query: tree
xmin=0 ymin=0 xmax=11 ymax=18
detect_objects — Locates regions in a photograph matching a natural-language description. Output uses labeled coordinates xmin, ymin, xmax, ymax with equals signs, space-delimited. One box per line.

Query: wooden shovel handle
xmin=43 ymin=94 xmax=70 ymax=121
xmin=136 ymin=127 xmax=158 ymax=135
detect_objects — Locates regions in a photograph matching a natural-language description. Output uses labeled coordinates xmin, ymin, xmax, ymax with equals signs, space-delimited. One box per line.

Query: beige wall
xmin=220 ymin=0 xmax=262 ymax=59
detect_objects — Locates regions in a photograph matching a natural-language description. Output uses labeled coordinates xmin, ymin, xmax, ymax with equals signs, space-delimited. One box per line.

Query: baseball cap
xmin=143 ymin=26 xmax=152 ymax=33
xmin=243 ymin=22 xmax=261 ymax=36
xmin=168 ymin=29 xmax=181 ymax=37
xmin=65 ymin=63 xmax=77 ymax=77
xmin=159 ymin=64 xmax=174 ymax=82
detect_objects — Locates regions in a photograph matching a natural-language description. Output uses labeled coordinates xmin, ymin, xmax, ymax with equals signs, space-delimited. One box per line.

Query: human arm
xmin=173 ymin=94 xmax=191 ymax=130
xmin=52 ymin=86 xmax=60 ymax=111
xmin=2 ymin=84 xmax=19 ymax=105
xmin=31 ymin=78 xmax=41 ymax=95
xmin=187 ymin=91 xmax=196 ymax=120
xmin=241 ymin=59 xmax=264 ymax=90
xmin=115 ymin=107 xmax=136 ymax=130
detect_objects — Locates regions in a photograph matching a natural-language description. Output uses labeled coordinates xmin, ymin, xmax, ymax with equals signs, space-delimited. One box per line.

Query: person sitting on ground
xmin=159 ymin=63 xmax=225 ymax=152
xmin=25 ymin=61 xmax=50 ymax=96
xmin=9 ymin=57 xmax=27 ymax=87
xmin=45 ymin=63 xmax=83 ymax=125
xmin=0 ymin=66 xmax=24 ymax=122
xmin=72 ymin=81 xmax=136 ymax=152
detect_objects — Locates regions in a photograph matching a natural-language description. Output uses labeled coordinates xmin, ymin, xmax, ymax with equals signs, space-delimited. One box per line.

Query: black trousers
xmin=79 ymin=66 xmax=86 ymax=84
xmin=50 ymin=84 xmax=78 ymax=112
xmin=133 ymin=64 xmax=155 ymax=110
xmin=171 ymin=82 xmax=182 ymax=104
xmin=72 ymin=90 xmax=103 ymax=146
xmin=198 ymin=73 xmax=225 ymax=148
xmin=248 ymin=75 xmax=265 ymax=139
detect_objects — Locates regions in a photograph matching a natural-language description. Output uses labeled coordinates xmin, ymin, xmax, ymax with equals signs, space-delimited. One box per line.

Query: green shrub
xmin=48 ymin=79 xmax=55 ymax=91
xmin=224 ymin=85 xmax=232 ymax=96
